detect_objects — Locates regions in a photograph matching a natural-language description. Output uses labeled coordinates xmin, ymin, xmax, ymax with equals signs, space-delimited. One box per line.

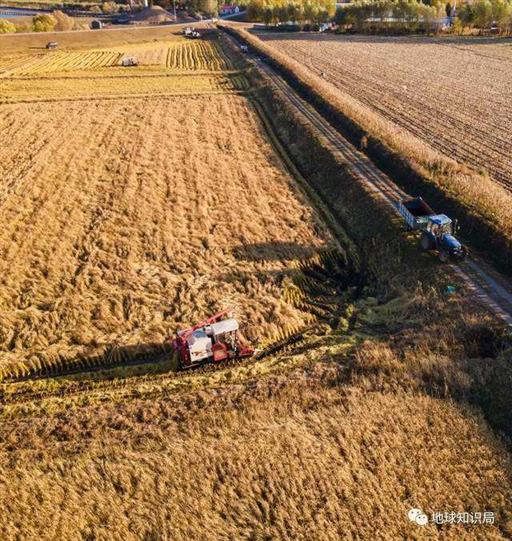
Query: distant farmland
xmin=258 ymin=33 xmax=512 ymax=191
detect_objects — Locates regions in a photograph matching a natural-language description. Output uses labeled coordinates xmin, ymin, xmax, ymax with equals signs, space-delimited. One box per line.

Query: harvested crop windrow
xmin=0 ymin=53 xmax=36 ymax=75
xmin=8 ymin=50 xmax=123 ymax=76
xmin=0 ymin=95 xmax=334 ymax=379
xmin=165 ymin=40 xmax=233 ymax=71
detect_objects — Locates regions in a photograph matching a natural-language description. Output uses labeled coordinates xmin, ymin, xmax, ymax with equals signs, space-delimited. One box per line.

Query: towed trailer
xmin=397 ymin=197 xmax=467 ymax=262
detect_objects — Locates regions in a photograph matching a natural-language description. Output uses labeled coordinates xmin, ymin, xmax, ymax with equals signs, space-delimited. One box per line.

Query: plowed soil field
xmin=259 ymin=33 xmax=512 ymax=190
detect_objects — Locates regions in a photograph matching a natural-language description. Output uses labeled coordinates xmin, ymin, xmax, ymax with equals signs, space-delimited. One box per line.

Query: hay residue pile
xmin=133 ymin=6 xmax=174 ymax=24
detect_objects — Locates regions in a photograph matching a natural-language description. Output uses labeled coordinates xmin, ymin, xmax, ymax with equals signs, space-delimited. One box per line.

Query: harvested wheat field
xmin=0 ymin=39 xmax=234 ymax=77
xmin=259 ymin=33 xmax=512 ymax=190
xmin=1 ymin=318 xmax=512 ymax=540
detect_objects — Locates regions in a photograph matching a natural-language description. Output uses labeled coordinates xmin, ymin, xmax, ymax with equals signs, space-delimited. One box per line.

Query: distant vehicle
xmin=397 ymin=197 xmax=467 ymax=262
xmin=90 ymin=20 xmax=103 ymax=30
xmin=121 ymin=56 xmax=139 ymax=67
xmin=46 ymin=41 xmax=58 ymax=50
xmin=240 ymin=44 xmax=248 ymax=53
xmin=184 ymin=27 xmax=200 ymax=39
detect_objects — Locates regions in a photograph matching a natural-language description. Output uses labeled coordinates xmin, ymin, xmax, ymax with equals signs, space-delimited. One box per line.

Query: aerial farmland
xmin=258 ymin=32 xmax=512 ymax=191
xmin=0 ymin=22 xmax=511 ymax=541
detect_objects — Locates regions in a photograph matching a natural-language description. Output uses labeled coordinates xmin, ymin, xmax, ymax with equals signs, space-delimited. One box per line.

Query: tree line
xmin=458 ymin=0 xmax=512 ymax=32
xmin=0 ymin=11 xmax=81 ymax=33
xmin=246 ymin=0 xmax=335 ymax=25
xmin=335 ymin=0 xmax=440 ymax=32
xmin=334 ymin=0 xmax=512 ymax=34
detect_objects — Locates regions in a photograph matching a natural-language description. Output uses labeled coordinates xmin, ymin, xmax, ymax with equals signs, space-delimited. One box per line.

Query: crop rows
xmin=8 ymin=50 xmax=123 ymax=76
xmin=0 ymin=73 xmax=248 ymax=102
xmin=261 ymin=33 xmax=512 ymax=191
xmin=166 ymin=41 xmax=233 ymax=71
xmin=0 ymin=53 xmax=35 ymax=75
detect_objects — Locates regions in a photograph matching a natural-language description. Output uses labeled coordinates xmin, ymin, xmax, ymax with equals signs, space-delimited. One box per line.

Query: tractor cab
xmin=172 ymin=310 xmax=254 ymax=369
xmin=421 ymin=214 xmax=466 ymax=262
xmin=427 ymin=214 xmax=454 ymax=237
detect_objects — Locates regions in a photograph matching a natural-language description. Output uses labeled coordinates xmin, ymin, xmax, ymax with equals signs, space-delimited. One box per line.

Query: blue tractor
xmin=397 ymin=198 xmax=467 ymax=262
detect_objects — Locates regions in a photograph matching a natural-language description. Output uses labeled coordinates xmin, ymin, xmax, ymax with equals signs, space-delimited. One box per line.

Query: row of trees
xmin=0 ymin=11 xmax=79 ymax=33
xmin=335 ymin=0 xmax=440 ymax=32
xmin=458 ymin=0 xmax=512 ymax=31
xmin=334 ymin=0 xmax=512 ymax=33
xmin=154 ymin=0 xmax=218 ymax=17
xmin=246 ymin=0 xmax=335 ymax=25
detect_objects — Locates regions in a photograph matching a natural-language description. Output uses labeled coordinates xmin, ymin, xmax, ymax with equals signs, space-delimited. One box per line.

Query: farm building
xmin=220 ymin=4 xmax=240 ymax=15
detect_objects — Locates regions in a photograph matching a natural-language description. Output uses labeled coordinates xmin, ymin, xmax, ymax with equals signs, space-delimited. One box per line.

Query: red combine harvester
xmin=172 ymin=310 xmax=254 ymax=369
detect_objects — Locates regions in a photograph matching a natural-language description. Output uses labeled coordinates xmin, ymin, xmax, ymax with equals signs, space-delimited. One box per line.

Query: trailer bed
xmin=397 ymin=197 xmax=435 ymax=230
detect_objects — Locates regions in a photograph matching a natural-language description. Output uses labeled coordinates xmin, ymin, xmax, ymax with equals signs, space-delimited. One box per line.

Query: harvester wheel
xmin=420 ymin=233 xmax=432 ymax=251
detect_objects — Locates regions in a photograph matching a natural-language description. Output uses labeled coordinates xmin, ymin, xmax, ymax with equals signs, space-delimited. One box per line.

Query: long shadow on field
xmin=34 ymin=341 xmax=177 ymax=384
xmin=233 ymin=241 xmax=320 ymax=262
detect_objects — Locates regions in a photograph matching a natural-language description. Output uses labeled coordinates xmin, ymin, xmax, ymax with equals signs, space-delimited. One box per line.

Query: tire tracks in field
xmin=245 ymin=52 xmax=512 ymax=326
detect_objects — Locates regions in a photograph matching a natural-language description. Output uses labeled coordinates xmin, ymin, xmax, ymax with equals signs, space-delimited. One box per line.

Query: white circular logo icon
xmin=408 ymin=508 xmax=428 ymax=526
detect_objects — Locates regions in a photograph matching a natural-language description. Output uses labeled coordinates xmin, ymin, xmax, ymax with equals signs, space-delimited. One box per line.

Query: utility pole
xmin=173 ymin=0 xmax=177 ymax=21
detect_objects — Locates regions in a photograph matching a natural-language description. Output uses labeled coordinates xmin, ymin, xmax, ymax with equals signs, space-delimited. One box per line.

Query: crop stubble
xmin=260 ymin=33 xmax=512 ymax=190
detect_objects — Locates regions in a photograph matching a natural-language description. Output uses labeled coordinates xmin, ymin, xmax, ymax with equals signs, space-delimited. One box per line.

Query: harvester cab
xmin=172 ymin=310 xmax=254 ymax=369
xmin=421 ymin=214 xmax=466 ymax=262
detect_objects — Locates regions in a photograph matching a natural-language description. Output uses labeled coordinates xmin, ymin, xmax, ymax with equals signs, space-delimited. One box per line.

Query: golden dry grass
xmin=0 ymin=73 xmax=247 ymax=102
xmin=1 ymin=29 xmax=511 ymax=541
xmin=0 ymin=343 xmax=511 ymax=540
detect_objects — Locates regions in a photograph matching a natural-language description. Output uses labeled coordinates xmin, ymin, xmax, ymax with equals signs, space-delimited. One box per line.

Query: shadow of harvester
xmin=7 ymin=342 xmax=177 ymax=382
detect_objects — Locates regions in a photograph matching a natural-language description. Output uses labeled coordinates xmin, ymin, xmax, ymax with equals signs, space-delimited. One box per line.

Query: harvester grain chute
xmin=397 ymin=197 xmax=467 ymax=262
xmin=172 ymin=310 xmax=254 ymax=369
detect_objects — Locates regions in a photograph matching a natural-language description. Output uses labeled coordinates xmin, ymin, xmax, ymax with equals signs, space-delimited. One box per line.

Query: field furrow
xmin=261 ymin=33 xmax=512 ymax=190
